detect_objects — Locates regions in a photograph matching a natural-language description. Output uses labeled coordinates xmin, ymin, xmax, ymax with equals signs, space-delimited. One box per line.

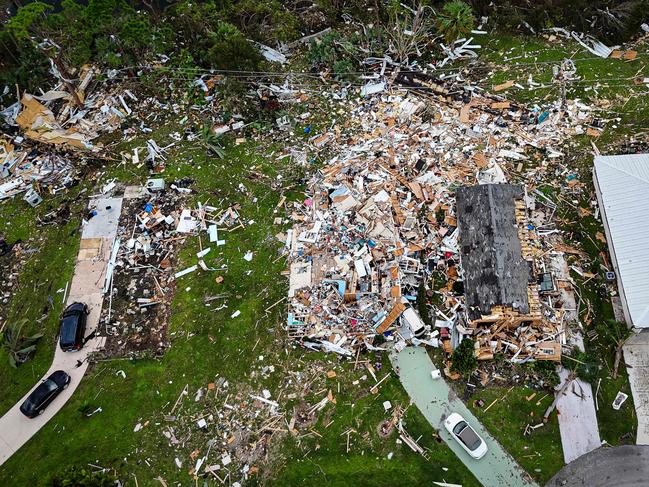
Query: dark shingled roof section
xmin=456 ymin=184 xmax=530 ymax=321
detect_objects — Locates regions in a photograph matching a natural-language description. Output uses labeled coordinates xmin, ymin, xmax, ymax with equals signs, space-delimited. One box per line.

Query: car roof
xmin=60 ymin=315 xmax=79 ymax=344
xmin=456 ymin=422 xmax=482 ymax=451
xmin=27 ymin=379 xmax=58 ymax=404
xmin=48 ymin=370 xmax=69 ymax=383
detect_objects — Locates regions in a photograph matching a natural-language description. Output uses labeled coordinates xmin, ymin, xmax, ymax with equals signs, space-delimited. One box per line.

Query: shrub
xmin=435 ymin=0 xmax=475 ymax=43
xmin=227 ymin=0 xmax=300 ymax=43
xmin=562 ymin=347 xmax=599 ymax=383
xmin=0 ymin=320 xmax=43 ymax=368
xmin=44 ymin=466 xmax=116 ymax=487
xmin=206 ymin=22 xmax=262 ymax=71
xmin=451 ymin=337 xmax=477 ymax=375
xmin=530 ymin=359 xmax=560 ymax=388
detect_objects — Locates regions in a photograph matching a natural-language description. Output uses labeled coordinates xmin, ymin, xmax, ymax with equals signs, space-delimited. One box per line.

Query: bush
xmin=562 ymin=347 xmax=599 ymax=383
xmin=436 ymin=0 xmax=475 ymax=43
xmin=43 ymin=466 xmax=116 ymax=487
xmin=0 ymin=32 xmax=50 ymax=99
xmin=206 ymin=22 xmax=262 ymax=71
xmin=530 ymin=359 xmax=560 ymax=388
xmin=227 ymin=0 xmax=300 ymax=43
xmin=451 ymin=337 xmax=477 ymax=375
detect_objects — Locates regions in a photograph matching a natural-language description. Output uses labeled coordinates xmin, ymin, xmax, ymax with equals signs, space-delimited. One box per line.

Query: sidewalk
xmin=0 ymin=197 xmax=122 ymax=466
xmin=391 ymin=347 xmax=537 ymax=487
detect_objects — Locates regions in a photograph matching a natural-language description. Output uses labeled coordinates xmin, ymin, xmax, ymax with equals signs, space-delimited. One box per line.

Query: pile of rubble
xmin=98 ymin=180 xmax=249 ymax=357
xmin=3 ymin=66 xmax=134 ymax=149
xmin=283 ymin=85 xmax=591 ymax=366
xmin=0 ymin=66 xmax=141 ymax=205
xmin=0 ymin=137 xmax=75 ymax=203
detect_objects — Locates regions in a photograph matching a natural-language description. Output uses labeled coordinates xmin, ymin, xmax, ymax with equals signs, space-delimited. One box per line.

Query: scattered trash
xmin=612 ymin=391 xmax=628 ymax=410
xmin=283 ymin=85 xmax=586 ymax=366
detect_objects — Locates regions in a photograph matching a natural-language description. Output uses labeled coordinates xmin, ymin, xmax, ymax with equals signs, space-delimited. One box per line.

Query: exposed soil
xmin=98 ymin=191 xmax=186 ymax=358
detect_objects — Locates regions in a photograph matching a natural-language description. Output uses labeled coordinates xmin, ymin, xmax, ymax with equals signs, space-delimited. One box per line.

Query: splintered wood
xmin=282 ymin=84 xmax=587 ymax=362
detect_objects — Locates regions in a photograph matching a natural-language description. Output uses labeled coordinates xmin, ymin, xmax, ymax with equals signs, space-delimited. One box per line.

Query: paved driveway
xmin=623 ymin=331 xmax=649 ymax=444
xmin=0 ymin=197 xmax=122 ymax=466
xmin=391 ymin=347 xmax=537 ymax=487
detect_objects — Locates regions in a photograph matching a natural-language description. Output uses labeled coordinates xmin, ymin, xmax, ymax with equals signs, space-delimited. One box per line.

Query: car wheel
xmin=63 ymin=383 xmax=69 ymax=390
xmin=38 ymin=409 xmax=44 ymax=416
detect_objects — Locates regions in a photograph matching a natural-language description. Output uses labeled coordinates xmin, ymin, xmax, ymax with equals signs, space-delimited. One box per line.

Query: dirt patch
xmin=98 ymin=189 xmax=187 ymax=358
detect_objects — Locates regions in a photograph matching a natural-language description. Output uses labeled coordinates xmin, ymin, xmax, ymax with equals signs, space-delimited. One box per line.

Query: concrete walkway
xmin=555 ymin=368 xmax=601 ymax=463
xmin=391 ymin=347 xmax=537 ymax=487
xmin=0 ymin=197 xmax=122 ymax=466
xmin=623 ymin=331 xmax=649 ymax=444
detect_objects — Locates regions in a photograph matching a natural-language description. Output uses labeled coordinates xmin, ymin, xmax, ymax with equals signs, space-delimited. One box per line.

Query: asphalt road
xmin=546 ymin=445 xmax=649 ymax=487
xmin=0 ymin=197 xmax=122 ymax=466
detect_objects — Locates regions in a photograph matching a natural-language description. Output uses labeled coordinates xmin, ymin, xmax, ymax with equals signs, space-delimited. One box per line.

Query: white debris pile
xmin=0 ymin=138 xmax=75 ymax=202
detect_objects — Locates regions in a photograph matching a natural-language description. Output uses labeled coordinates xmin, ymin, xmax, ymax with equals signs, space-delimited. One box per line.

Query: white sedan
xmin=444 ymin=412 xmax=488 ymax=459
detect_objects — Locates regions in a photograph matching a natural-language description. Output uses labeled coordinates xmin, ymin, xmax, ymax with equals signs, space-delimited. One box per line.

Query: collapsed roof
xmin=456 ymin=184 xmax=530 ymax=320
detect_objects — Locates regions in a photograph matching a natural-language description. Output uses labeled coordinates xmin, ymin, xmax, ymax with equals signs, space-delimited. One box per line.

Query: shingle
xmin=456 ymin=184 xmax=530 ymax=320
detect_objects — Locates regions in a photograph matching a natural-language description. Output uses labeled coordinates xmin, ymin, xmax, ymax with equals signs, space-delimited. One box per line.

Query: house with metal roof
xmin=593 ymin=153 xmax=649 ymax=328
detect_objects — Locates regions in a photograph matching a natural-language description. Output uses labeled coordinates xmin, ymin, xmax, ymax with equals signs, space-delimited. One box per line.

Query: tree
xmin=435 ymin=0 xmax=475 ymax=43
xmin=0 ymin=319 xmax=43 ymax=368
xmin=450 ymin=337 xmax=477 ymax=376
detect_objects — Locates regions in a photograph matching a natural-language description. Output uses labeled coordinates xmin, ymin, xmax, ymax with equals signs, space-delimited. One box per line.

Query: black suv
xmin=59 ymin=302 xmax=89 ymax=351
xmin=19 ymin=370 xmax=71 ymax=418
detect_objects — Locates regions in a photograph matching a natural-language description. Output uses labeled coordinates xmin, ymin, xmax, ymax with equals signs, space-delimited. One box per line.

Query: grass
xmin=272 ymin=354 xmax=480 ymax=487
xmin=1 ymin=30 xmax=647 ymax=485
xmin=0 ymin=130 xmax=294 ymax=484
xmin=468 ymin=386 xmax=563 ymax=485
xmin=0 ymin=188 xmax=85 ymax=415
xmin=0 ymin=123 xmax=479 ymax=486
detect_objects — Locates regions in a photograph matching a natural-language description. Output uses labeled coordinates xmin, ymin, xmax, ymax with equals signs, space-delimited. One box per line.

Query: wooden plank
xmin=375 ymin=302 xmax=406 ymax=334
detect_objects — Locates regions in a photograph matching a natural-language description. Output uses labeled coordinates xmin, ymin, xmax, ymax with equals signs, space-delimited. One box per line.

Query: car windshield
xmin=39 ymin=379 xmax=58 ymax=395
xmin=60 ymin=315 xmax=78 ymax=344
xmin=453 ymin=421 xmax=482 ymax=451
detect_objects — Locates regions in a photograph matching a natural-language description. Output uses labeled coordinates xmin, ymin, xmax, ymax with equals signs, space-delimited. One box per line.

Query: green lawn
xmin=0 ymin=124 xmax=479 ymax=486
xmin=1 ymin=30 xmax=647 ymax=486
xmin=0 ymin=190 xmax=84 ymax=415
xmin=468 ymin=386 xmax=563 ymax=485
xmin=272 ymin=354 xmax=480 ymax=487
